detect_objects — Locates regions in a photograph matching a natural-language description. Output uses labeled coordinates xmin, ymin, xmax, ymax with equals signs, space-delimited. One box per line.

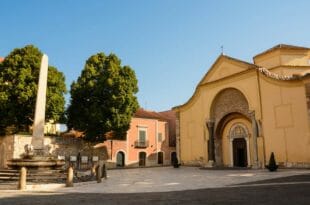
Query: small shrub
xmin=266 ymin=152 xmax=278 ymax=172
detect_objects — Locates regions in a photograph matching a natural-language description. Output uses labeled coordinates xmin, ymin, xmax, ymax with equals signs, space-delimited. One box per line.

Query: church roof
xmin=173 ymin=45 xmax=310 ymax=111
xmin=253 ymin=44 xmax=310 ymax=59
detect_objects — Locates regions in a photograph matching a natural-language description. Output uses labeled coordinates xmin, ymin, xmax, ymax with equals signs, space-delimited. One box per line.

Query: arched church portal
xmin=209 ymin=88 xmax=253 ymax=166
xmin=229 ymin=123 xmax=250 ymax=167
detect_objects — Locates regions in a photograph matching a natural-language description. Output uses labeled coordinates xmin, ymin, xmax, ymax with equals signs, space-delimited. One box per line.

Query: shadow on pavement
xmin=0 ymin=182 xmax=309 ymax=205
xmin=233 ymin=174 xmax=310 ymax=185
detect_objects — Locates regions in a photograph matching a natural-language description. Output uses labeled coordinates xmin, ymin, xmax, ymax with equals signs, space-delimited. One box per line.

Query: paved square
xmin=55 ymin=167 xmax=310 ymax=193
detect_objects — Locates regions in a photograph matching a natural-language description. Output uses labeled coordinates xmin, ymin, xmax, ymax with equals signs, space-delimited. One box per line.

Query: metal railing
xmin=134 ymin=140 xmax=149 ymax=148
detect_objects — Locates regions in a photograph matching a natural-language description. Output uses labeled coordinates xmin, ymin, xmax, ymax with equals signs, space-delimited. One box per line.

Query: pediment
xmin=200 ymin=55 xmax=256 ymax=85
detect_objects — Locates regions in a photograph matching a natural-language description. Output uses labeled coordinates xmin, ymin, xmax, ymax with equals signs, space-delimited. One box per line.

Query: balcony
xmin=134 ymin=140 xmax=149 ymax=148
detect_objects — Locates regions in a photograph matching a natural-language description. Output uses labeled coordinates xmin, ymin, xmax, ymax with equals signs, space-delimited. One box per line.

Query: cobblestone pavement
xmin=0 ymin=167 xmax=309 ymax=204
xmin=58 ymin=166 xmax=310 ymax=193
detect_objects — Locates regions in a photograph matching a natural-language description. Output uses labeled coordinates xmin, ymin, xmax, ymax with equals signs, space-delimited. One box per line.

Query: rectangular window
xmin=158 ymin=133 xmax=162 ymax=142
xmin=139 ymin=129 xmax=146 ymax=142
xmin=136 ymin=127 xmax=148 ymax=148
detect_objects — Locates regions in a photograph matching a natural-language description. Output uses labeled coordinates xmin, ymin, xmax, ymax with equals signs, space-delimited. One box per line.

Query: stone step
xmin=0 ymin=176 xmax=66 ymax=183
xmin=0 ymin=169 xmax=18 ymax=173
xmin=0 ymin=169 xmax=67 ymax=182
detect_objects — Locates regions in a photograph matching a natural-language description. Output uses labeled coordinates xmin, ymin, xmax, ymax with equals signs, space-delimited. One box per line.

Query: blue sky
xmin=1 ymin=0 xmax=309 ymax=111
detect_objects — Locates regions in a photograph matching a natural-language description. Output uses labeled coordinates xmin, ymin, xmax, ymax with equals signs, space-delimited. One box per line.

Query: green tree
xmin=67 ymin=53 xmax=139 ymax=141
xmin=0 ymin=45 xmax=67 ymax=135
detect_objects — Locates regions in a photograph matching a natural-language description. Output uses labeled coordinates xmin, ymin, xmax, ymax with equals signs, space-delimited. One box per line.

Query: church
xmin=173 ymin=44 xmax=310 ymax=168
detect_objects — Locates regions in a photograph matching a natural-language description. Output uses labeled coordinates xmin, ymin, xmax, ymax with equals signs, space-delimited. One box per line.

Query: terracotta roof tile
xmin=134 ymin=108 xmax=166 ymax=120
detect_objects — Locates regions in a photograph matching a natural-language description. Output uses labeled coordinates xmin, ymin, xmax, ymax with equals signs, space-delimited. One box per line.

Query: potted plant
xmin=266 ymin=152 xmax=278 ymax=172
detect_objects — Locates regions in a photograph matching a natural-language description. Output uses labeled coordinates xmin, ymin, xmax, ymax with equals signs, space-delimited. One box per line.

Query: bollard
xmin=91 ymin=164 xmax=97 ymax=176
xmin=66 ymin=166 xmax=74 ymax=187
xmin=96 ymin=165 xmax=102 ymax=183
xmin=102 ymin=164 xmax=107 ymax=179
xmin=18 ymin=167 xmax=27 ymax=190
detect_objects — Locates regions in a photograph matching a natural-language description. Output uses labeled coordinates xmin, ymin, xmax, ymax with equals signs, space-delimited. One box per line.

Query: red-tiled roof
xmin=134 ymin=109 xmax=177 ymax=143
xmin=134 ymin=108 xmax=167 ymax=120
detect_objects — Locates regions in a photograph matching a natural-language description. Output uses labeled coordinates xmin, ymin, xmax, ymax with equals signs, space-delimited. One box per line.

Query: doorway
xmin=139 ymin=152 xmax=146 ymax=166
xmin=157 ymin=152 xmax=163 ymax=165
xmin=171 ymin=152 xmax=177 ymax=165
xmin=116 ymin=151 xmax=125 ymax=167
xmin=233 ymin=138 xmax=247 ymax=167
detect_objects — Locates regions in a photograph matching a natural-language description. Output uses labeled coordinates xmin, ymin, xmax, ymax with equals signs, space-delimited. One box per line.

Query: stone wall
xmin=0 ymin=135 xmax=14 ymax=169
xmin=0 ymin=135 xmax=108 ymax=169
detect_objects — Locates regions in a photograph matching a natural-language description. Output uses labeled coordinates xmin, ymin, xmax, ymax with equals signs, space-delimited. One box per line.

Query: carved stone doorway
xmin=233 ymin=138 xmax=247 ymax=167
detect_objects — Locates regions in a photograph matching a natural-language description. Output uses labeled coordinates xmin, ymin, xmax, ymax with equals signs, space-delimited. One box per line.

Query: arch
xmin=210 ymin=87 xmax=250 ymax=122
xmin=116 ymin=151 xmax=125 ymax=167
xmin=208 ymin=88 xmax=252 ymax=166
xmin=229 ymin=123 xmax=250 ymax=167
xmin=212 ymin=113 xmax=251 ymax=166
xmin=229 ymin=123 xmax=249 ymax=138
xmin=139 ymin=152 xmax=146 ymax=167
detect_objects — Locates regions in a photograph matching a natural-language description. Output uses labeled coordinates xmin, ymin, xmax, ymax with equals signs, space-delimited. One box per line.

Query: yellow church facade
xmin=173 ymin=44 xmax=310 ymax=168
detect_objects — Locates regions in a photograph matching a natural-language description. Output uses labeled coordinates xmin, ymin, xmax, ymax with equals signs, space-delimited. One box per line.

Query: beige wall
xmin=177 ymin=50 xmax=310 ymax=168
xmin=259 ymin=75 xmax=310 ymax=167
xmin=179 ymin=71 xmax=262 ymax=166
xmin=254 ymin=49 xmax=310 ymax=73
xmin=254 ymin=50 xmax=281 ymax=69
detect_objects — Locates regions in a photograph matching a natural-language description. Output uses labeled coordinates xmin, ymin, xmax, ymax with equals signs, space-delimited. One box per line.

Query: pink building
xmin=102 ymin=109 xmax=177 ymax=168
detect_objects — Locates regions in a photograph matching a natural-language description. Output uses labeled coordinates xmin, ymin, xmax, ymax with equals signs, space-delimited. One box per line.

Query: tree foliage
xmin=67 ymin=53 xmax=139 ymax=141
xmin=0 ymin=45 xmax=67 ymax=135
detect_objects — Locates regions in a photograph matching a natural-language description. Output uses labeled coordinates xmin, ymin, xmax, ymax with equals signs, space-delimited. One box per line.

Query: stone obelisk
xmin=31 ymin=54 xmax=48 ymax=155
